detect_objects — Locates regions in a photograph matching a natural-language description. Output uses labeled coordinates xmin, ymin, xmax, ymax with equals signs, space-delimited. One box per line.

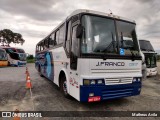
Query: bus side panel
xmin=52 ymin=47 xmax=66 ymax=86
xmin=0 ymin=61 xmax=8 ymax=66
xmin=36 ymin=52 xmax=45 ymax=75
xmin=51 ymin=47 xmax=80 ymax=99
xmin=44 ymin=51 xmax=54 ymax=81
xmin=35 ymin=51 xmax=54 ymax=81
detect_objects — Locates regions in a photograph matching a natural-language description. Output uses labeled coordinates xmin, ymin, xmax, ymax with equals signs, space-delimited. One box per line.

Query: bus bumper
xmin=18 ymin=61 xmax=26 ymax=66
xmin=80 ymin=82 xmax=141 ymax=102
xmin=146 ymin=68 xmax=158 ymax=76
xmin=0 ymin=61 xmax=8 ymax=66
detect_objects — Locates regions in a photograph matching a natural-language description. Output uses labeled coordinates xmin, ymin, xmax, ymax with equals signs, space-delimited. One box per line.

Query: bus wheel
xmin=8 ymin=62 xmax=10 ymax=66
xmin=60 ymin=76 xmax=70 ymax=98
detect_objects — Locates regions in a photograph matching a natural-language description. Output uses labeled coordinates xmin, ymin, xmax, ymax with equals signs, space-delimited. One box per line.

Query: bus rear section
xmin=35 ymin=9 xmax=142 ymax=102
xmin=0 ymin=48 xmax=8 ymax=67
xmin=3 ymin=47 xmax=27 ymax=66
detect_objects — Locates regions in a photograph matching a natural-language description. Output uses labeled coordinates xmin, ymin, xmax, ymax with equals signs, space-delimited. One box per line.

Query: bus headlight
xmin=83 ymin=79 xmax=105 ymax=85
xmin=90 ymin=80 xmax=96 ymax=85
xmin=84 ymin=80 xmax=90 ymax=85
xmin=132 ymin=77 xmax=141 ymax=82
xmin=132 ymin=78 xmax=137 ymax=82
xmin=137 ymin=78 xmax=141 ymax=82
xmin=97 ymin=80 xmax=103 ymax=84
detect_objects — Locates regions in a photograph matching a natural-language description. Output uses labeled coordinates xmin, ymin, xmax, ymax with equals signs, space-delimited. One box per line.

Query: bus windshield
xmin=18 ymin=53 xmax=26 ymax=61
xmin=0 ymin=49 xmax=7 ymax=60
xmin=16 ymin=49 xmax=26 ymax=61
xmin=5 ymin=48 xmax=16 ymax=53
xmin=4 ymin=48 xmax=26 ymax=61
xmin=145 ymin=53 xmax=157 ymax=68
xmin=117 ymin=21 xmax=139 ymax=53
xmin=81 ymin=15 xmax=139 ymax=56
xmin=139 ymin=40 xmax=154 ymax=52
xmin=17 ymin=49 xmax=25 ymax=53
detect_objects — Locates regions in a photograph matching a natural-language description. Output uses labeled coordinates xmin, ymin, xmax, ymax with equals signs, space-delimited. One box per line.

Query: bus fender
xmin=59 ymin=69 xmax=70 ymax=93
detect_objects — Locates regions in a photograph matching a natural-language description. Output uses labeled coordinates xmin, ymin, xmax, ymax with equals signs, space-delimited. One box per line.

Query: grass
xmin=157 ymin=58 xmax=160 ymax=62
xmin=27 ymin=59 xmax=35 ymax=63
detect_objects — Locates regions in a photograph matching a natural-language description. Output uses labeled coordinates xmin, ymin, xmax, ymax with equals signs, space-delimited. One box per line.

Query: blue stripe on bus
xmin=18 ymin=62 xmax=26 ymax=66
xmin=80 ymin=82 xmax=141 ymax=102
xmin=35 ymin=51 xmax=54 ymax=81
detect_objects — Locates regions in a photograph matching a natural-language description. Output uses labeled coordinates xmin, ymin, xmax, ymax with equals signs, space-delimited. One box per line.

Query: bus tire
xmin=60 ymin=75 xmax=70 ymax=98
xmin=8 ymin=62 xmax=10 ymax=66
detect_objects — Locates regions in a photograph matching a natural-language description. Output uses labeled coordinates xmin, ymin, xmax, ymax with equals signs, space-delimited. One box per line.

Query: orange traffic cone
xmin=26 ymin=74 xmax=32 ymax=89
xmin=25 ymin=67 xmax=29 ymax=75
xmin=26 ymin=72 xmax=30 ymax=81
xmin=13 ymin=109 xmax=20 ymax=120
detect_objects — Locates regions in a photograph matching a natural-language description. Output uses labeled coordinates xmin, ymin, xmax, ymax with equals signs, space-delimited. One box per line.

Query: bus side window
xmin=59 ymin=24 xmax=65 ymax=44
xmin=39 ymin=44 xmax=41 ymax=51
xmin=49 ymin=35 xmax=54 ymax=48
xmin=41 ymin=42 xmax=44 ymax=51
xmin=66 ymin=21 xmax=71 ymax=53
xmin=55 ymin=30 xmax=59 ymax=45
xmin=47 ymin=38 xmax=50 ymax=48
xmin=42 ymin=43 xmax=44 ymax=50
xmin=38 ymin=45 xmax=40 ymax=52
xmin=44 ymin=39 xmax=48 ymax=49
xmin=51 ymin=33 xmax=57 ymax=46
xmin=36 ymin=45 xmax=39 ymax=52
xmin=70 ymin=25 xmax=78 ymax=70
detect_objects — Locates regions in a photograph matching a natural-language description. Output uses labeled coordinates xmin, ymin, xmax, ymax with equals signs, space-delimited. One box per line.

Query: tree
xmin=0 ymin=29 xmax=25 ymax=46
xmin=27 ymin=55 xmax=34 ymax=59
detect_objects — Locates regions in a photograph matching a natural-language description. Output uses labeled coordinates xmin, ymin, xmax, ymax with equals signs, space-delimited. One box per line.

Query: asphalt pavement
xmin=0 ymin=63 xmax=160 ymax=120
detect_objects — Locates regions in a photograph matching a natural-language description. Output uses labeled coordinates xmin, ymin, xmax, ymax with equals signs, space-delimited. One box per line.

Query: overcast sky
xmin=0 ymin=0 xmax=160 ymax=55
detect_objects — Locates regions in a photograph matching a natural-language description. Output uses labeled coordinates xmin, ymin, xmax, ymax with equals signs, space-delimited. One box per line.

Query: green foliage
xmin=27 ymin=54 xmax=35 ymax=63
xmin=27 ymin=55 xmax=34 ymax=59
xmin=157 ymin=55 xmax=160 ymax=62
xmin=27 ymin=59 xmax=35 ymax=63
xmin=0 ymin=29 xmax=25 ymax=45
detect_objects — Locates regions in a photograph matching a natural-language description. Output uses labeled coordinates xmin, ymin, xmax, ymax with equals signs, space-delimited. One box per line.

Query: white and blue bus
xmin=139 ymin=40 xmax=157 ymax=76
xmin=0 ymin=47 xmax=8 ymax=67
xmin=2 ymin=47 xmax=27 ymax=67
xmin=35 ymin=9 xmax=142 ymax=102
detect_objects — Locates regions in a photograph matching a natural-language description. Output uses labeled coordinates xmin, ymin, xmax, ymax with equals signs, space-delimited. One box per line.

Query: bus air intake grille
xmin=105 ymin=77 xmax=133 ymax=85
xmin=102 ymin=88 xmax=133 ymax=100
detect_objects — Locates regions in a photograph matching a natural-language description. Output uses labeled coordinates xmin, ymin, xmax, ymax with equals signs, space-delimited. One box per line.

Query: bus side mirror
xmin=76 ymin=24 xmax=83 ymax=38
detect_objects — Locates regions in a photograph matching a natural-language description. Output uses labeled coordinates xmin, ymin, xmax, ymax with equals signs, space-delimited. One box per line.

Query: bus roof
xmin=0 ymin=46 xmax=24 ymax=50
xmin=37 ymin=9 xmax=136 ymax=45
xmin=0 ymin=48 xmax=5 ymax=51
xmin=68 ymin=9 xmax=135 ymax=23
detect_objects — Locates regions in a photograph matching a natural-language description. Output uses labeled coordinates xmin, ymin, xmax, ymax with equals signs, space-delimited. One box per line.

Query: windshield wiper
xmin=141 ymin=48 xmax=154 ymax=52
xmin=141 ymin=48 xmax=148 ymax=51
xmin=102 ymin=32 xmax=116 ymax=53
xmin=120 ymin=32 xmax=124 ymax=48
